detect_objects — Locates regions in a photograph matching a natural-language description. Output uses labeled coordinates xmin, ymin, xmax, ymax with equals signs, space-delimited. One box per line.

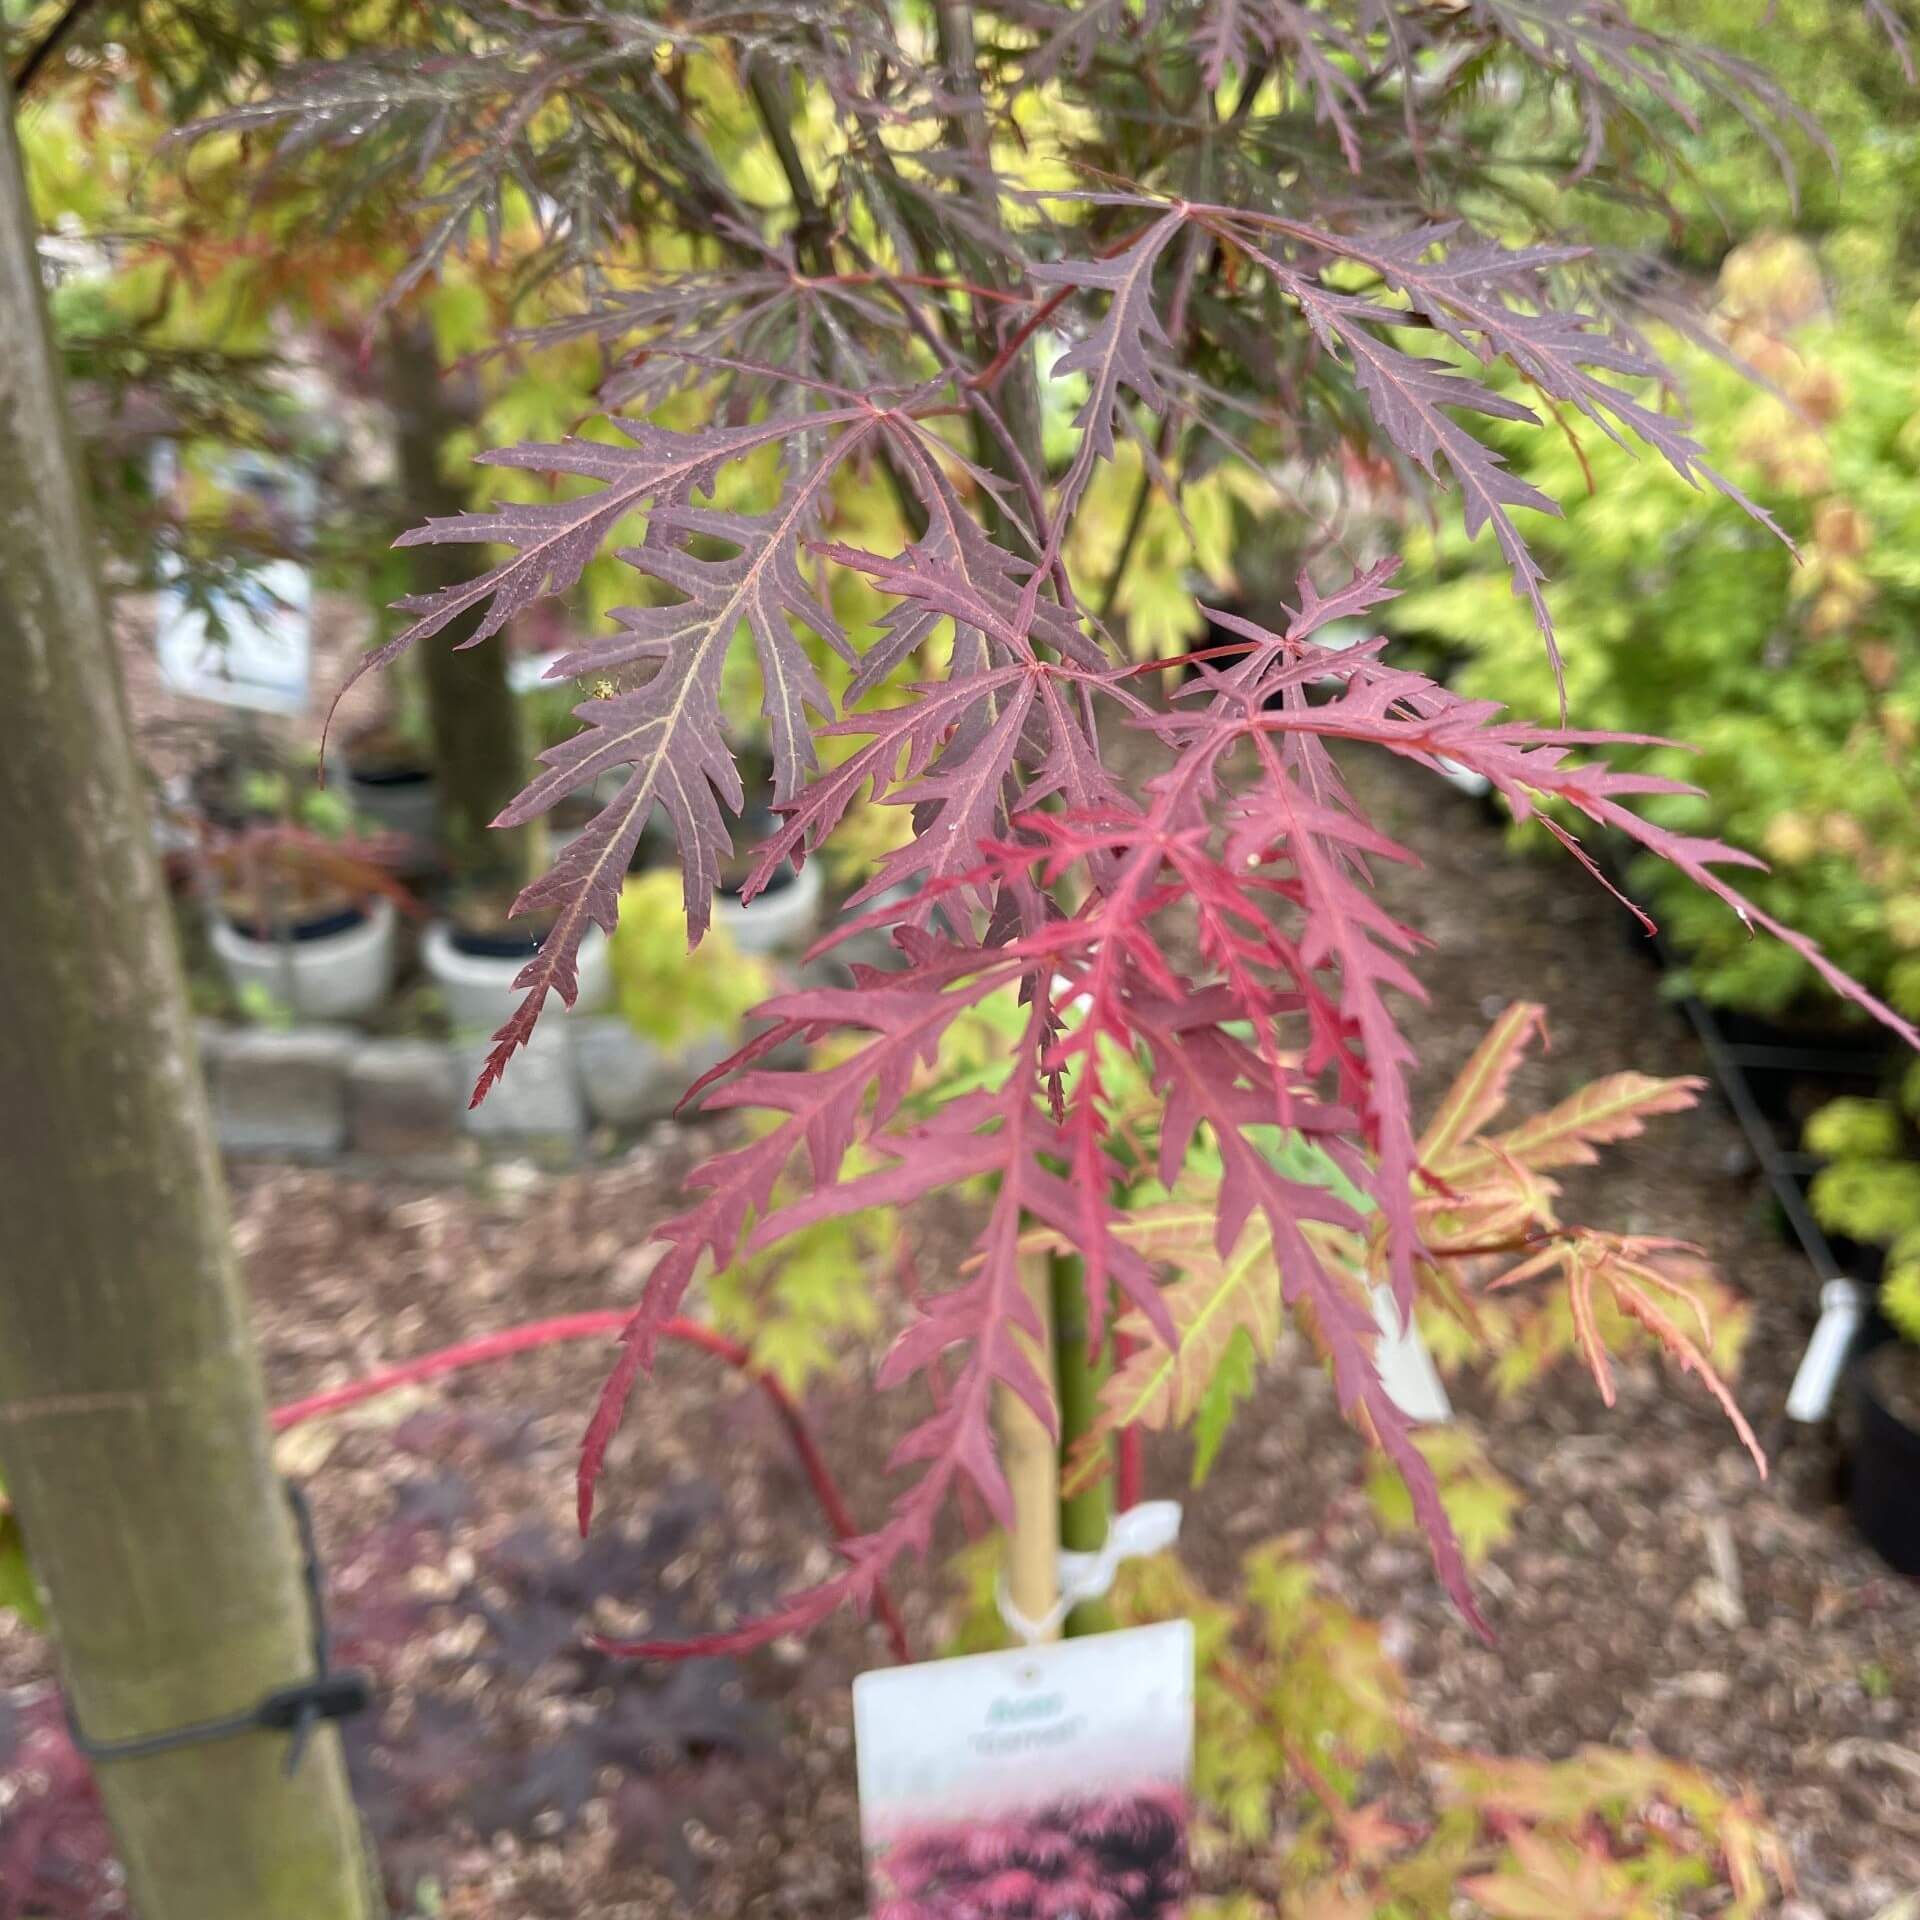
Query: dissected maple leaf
xmin=1028 ymin=211 xmax=1185 ymax=536
xmin=241 ymin=0 xmax=1920 ymax=1666
xmin=1416 ymin=1001 xmax=1549 ymax=1169
xmin=576 ymin=551 xmax=1920 ymax=1653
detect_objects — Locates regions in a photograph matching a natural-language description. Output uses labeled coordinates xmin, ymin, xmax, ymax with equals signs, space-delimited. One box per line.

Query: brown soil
xmin=447 ymin=884 xmax=553 ymax=942
xmin=217 ymin=888 xmax=365 ymax=936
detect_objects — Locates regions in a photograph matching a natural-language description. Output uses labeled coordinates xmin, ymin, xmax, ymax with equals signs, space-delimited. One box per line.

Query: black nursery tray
xmin=1585 ymin=829 xmax=1898 ymax=1290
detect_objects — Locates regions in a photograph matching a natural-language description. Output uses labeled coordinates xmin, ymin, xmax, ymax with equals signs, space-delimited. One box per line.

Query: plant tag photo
xmin=853 ymin=1620 xmax=1194 ymax=1920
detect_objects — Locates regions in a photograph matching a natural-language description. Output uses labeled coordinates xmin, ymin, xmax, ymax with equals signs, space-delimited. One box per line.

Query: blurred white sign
xmin=154 ymin=559 xmax=313 ymax=716
xmin=151 ymin=443 xmax=313 ymax=716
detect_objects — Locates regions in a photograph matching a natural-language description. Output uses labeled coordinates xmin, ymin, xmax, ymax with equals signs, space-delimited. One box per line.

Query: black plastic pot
xmin=330 ymin=731 xmax=440 ymax=855
xmin=223 ymin=902 xmax=371 ymax=944
xmin=1715 ymin=1008 xmax=1896 ymax=1122
xmin=1848 ymin=1337 xmax=1920 ymax=1577
xmin=720 ymin=857 xmax=798 ymax=905
xmin=448 ymin=922 xmax=547 ymax=962
xmin=348 ymin=759 xmax=432 ymax=793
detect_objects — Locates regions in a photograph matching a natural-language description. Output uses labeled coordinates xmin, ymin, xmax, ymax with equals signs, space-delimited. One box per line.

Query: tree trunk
xmin=0 ymin=79 xmax=377 ymax=1920
xmin=385 ymin=320 xmax=529 ymax=893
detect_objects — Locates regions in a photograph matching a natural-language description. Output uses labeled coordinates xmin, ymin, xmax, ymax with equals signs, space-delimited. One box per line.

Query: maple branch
xmin=1098 ymin=60 xmax=1271 ymax=627
xmin=9 ymin=0 xmax=103 ymax=92
xmin=745 ymin=63 xmax=829 ymax=252
xmin=932 ymin=0 xmax=1051 ymax=546
xmin=271 ymin=1308 xmax=913 ymax=1665
xmin=743 ymin=65 xmax=928 ymax=541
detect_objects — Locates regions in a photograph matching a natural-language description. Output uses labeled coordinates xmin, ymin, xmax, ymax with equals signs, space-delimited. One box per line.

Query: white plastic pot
xmin=422 ymin=919 xmax=612 ymax=1034
xmin=209 ymin=897 xmax=397 ymax=1022
xmin=714 ymin=857 xmax=825 ymax=956
xmin=324 ymin=751 xmax=440 ymax=848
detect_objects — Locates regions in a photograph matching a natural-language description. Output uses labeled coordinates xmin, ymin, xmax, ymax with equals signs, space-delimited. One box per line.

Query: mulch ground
xmin=3 ymin=616 xmax=1917 ymax=1918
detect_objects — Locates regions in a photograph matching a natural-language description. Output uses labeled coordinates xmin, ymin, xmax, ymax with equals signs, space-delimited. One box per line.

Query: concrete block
xmin=210 ymin=1027 xmax=352 ymax=1156
xmin=348 ymin=1040 xmax=460 ymax=1159
xmin=458 ymin=1025 xmax=585 ymax=1157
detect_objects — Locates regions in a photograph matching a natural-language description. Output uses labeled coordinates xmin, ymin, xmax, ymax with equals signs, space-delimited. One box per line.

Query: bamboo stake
xmin=997 ymin=1253 xmax=1062 ymax=1639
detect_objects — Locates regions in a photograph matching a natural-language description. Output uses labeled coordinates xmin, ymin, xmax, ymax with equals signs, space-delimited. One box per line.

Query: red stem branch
xmin=965 ymin=218 xmax=1162 ymax=395
xmin=272 ymin=1309 xmax=913 ymax=1665
xmin=1113 ymin=1328 xmax=1145 ymax=1511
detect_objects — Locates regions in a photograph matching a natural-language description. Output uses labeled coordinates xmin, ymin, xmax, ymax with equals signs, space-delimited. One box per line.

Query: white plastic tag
xmin=854 ymin=1619 xmax=1194 ymax=1920
xmin=1368 ymin=1283 xmax=1453 ymax=1425
xmin=995 ymin=1500 xmax=1184 ymax=1646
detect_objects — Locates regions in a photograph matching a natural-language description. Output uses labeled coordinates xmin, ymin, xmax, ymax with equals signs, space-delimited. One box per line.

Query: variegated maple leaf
xmin=1067 ymin=995 xmax=1762 ymax=1531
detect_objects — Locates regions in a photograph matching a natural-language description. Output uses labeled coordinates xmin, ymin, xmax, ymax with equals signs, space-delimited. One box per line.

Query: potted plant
xmin=420 ymin=878 xmax=613 ymax=1036
xmin=418 ymin=672 xmax=629 ymax=1039
xmin=712 ymin=740 xmax=823 ymax=955
xmin=623 ymin=737 xmax=826 ymax=955
xmin=326 ymin=713 xmax=438 ymax=848
xmin=572 ymin=870 xmax=772 ymax=1127
xmin=197 ymin=801 xmax=419 ymax=1021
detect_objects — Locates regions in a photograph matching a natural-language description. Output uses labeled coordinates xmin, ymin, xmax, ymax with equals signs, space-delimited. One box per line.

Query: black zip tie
xmin=63 ymin=1480 xmax=372 ymax=1778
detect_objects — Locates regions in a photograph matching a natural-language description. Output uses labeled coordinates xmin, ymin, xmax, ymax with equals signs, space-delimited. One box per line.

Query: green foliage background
xmin=1376 ymin=0 xmax=1920 ymax=1321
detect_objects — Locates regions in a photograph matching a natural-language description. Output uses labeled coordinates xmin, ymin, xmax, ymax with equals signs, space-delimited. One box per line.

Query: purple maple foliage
xmin=873 ymin=1787 xmax=1188 ymax=1920
xmin=205 ymin=1 xmax=1916 ymax=1650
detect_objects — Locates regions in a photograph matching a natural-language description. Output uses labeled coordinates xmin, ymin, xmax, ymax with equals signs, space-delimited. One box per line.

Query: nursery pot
xmin=1848 ymin=1338 xmax=1920 ymax=1577
xmin=1709 ymin=1004 xmax=1897 ymax=1134
xmin=422 ymin=917 xmax=612 ymax=1034
xmin=209 ymin=895 xmax=398 ymax=1021
xmin=327 ymin=727 xmax=439 ymax=848
xmin=715 ymin=855 xmax=825 ymax=956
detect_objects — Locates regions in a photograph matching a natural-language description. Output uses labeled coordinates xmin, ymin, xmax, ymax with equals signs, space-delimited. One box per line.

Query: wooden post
xmin=0 ymin=77 xmax=377 ymax=1920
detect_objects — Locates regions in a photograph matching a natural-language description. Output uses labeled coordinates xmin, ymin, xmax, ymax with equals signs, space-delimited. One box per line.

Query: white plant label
xmin=853 ymin=1619 xmax=1194 ymax=1920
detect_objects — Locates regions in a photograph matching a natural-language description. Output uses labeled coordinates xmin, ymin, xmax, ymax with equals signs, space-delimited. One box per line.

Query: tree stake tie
xmin=62 ymin=1482 xmax=371 ymax=1777
xmin=996 ymin=1500 xmax=1183 ymax=1645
